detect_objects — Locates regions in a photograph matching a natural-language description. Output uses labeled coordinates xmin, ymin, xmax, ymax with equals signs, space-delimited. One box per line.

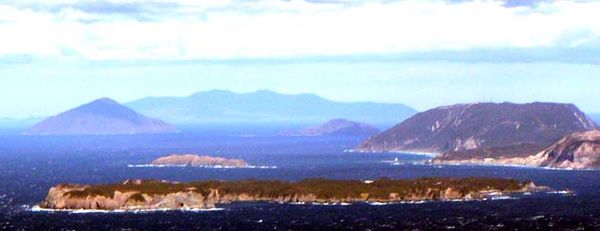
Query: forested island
xmin=39 ymin=178 xmax=545 ymax=211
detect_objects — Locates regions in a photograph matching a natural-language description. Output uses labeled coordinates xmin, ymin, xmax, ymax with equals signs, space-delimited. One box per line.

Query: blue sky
xmin=1 ymin=0 xmax=600 ymax=117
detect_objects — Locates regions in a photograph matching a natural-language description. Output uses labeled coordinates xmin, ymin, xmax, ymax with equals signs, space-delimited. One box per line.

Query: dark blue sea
xmin=1 ymin=126 xmax=600 ymax=230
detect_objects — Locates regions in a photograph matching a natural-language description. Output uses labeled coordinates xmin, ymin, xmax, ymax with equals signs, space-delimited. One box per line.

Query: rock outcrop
xmin=39 ymin=178 xmax=542 ymax=210
xmin=433 ymin=130 xmax=600 ymax=169
xmin=25 ymin=98 xmax=176 ymax=135
xmin=360 ymin=102 xmax=597 ymax=154
xmin=285 ymin=119 xmax=380 ymax=136
xmin=537 ymin=130 xmax=600 ymax=169
xmin=151 ymin=154 xmax=249 ymax=168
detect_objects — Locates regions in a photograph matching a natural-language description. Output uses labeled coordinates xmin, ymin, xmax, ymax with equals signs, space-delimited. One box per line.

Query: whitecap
xmin=29 ymin=205 xmax=224 ymax=213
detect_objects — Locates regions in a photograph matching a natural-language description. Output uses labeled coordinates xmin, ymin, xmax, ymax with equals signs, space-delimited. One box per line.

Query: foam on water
xmin=29 ymin=205 xmax=224 ymax=213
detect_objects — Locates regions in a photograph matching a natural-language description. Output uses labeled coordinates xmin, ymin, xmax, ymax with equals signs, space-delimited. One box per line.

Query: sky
xmin=1 ymin=0 xmax=600 ymax=117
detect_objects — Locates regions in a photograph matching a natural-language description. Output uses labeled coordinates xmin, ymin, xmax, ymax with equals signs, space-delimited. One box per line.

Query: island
xmin=38 ymin=178 xmax=546 ymax=211
xmin=25 ymin=98 xmax=177 ymax=135
xmin=149 ymin=154 xmax=249 ymax=168
xmin=359 ymin=102 xmax=597 ymax=154
xmin=283 ymin=118 xmax=380 ymax=136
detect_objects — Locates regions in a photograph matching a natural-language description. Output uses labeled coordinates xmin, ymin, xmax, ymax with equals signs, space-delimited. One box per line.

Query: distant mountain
xmin=359 ymin=102 xmax=597 ymax=154
xmin=285 ymin=118 xmax=380 ymax=136
xmin=126 ymin=90 xmax=416 ymax=126
xmin=25 ymin=98 xmax=177 ymax=135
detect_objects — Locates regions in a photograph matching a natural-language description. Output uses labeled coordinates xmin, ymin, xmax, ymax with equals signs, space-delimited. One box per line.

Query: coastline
xmin=30 ymin=195 xmax=533 ymax=213
xmin=430 ymin=160 xmax=598 ymax=171
xmin=345 ymin=149 xmax=440 ymax=157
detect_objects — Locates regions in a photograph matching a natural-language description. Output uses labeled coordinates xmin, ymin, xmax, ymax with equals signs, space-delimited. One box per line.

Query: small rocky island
xmin=150 ymin=154 xmax=249 ymax=168
xmin=39 ymin=178 xmax=545 ymax=210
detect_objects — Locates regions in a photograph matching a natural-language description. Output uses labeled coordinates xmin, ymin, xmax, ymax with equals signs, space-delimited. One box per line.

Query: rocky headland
xmin=39 ymin=178 xmax=545 ymax=211
xmin=150 ymin=154 xmax=249 ymax=168
xmin=359 ymin=102 xmax=597 ymax=154
xmin=433 ymin=130 xmax=600 ymax=169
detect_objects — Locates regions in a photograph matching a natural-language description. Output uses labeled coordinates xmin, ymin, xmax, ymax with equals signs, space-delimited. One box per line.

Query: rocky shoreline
xmin=39 ymin=178 xmax=547 ymax=211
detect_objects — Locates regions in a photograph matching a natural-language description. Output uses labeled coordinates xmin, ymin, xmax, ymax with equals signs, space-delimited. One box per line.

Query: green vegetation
xmin=126 ymin=193 xmax=146 ymax=203
xmin=64 ymin=177 xmax=524 ymax=200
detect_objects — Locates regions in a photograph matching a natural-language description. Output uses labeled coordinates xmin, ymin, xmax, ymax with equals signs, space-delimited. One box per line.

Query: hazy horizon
xmin=2 ymin=0 xmax=600 ymax=117
xmin=2 ymin=88 xmax=599 ymax=120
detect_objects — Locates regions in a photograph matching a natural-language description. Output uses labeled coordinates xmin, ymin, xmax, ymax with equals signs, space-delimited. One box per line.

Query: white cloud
xmin=1 ymin=0 xmax=600 ymax=60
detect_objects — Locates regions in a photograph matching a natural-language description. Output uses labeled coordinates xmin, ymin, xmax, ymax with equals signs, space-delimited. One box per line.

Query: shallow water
xmin=1 ymin=127 xmax=600 ymax=230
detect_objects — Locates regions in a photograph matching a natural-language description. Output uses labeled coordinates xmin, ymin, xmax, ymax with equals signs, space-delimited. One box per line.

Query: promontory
xmin=360 ymin=102 xmax=597 ymax=154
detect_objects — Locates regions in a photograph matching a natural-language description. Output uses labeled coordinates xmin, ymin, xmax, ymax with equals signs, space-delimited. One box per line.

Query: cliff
xmin=285 ymin=119 xmax=380 ymax=136
xmin=537 ymin=130 xmax=600 ymax=169
xmin=360 ymin=102 xmax=597 ymax=154
xmin=25 ymin=98 xmax=176 ymax=135
xmin=39 ymin=178 xmax=543 ymax=210
xmin=151 ymin=154 xmax=248 ymax=167
xmin=433 ymin=130 xmax=600 ymax=169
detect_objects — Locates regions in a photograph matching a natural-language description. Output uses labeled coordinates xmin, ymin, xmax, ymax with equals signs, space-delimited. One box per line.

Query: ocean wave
xmin=29 ymin=205 xmax=224 ymax=213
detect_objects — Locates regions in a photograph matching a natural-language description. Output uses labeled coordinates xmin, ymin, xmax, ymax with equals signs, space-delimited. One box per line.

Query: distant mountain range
xmin=359 ymin=102 xmax=598 ymax=155
xmin=25 ymin=98 xmax=176 ymax=135
xmin=126 ymin=90 xmax=416 ymax=126
xmin=283 ymin=118 xmax=380 ymax=136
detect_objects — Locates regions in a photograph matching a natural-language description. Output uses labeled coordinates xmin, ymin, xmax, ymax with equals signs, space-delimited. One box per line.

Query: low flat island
xmin=149 ymin=154 xmax=249 ymax=168
xmin=39 ymin=178 xmax=546 ymax=211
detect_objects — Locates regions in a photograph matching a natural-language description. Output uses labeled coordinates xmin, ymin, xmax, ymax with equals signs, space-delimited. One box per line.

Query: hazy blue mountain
xmin=126 ymin=90 xmax=416 ymax=126
xmin=25 ymin=98 xmax=176 ymax=135
xmin=283 ymin=118 xmax=380 ymax=136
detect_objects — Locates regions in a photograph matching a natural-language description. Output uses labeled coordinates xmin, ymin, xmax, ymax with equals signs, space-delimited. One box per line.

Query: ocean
xmin=1 ymin=126 xmax=599 ymax=230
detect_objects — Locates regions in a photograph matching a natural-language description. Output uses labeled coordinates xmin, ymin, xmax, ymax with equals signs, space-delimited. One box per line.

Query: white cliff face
xmin=537 ymin=130 xmax=600 ymax=169
xmin=42 ymin=183 xmax=215 ymax=210
xmin=433 ymin=130 xmax=600 ymax=170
